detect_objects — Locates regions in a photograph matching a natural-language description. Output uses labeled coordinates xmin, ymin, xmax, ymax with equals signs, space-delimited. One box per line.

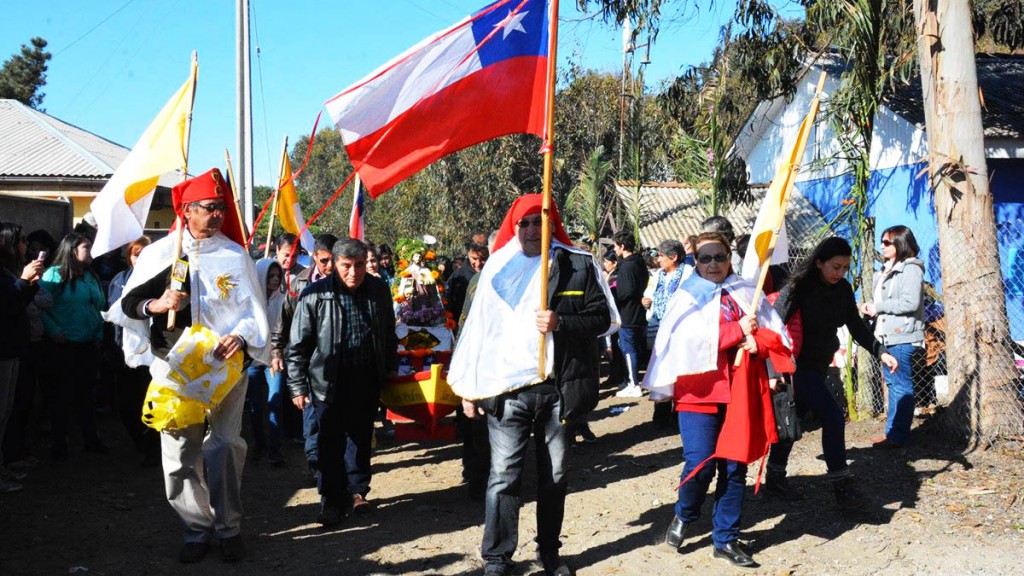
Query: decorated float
xmin=379 ymin=236 xmax=461 ymax=440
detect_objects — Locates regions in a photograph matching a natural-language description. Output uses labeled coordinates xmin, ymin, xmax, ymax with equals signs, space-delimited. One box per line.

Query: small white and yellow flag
xmin=90 ymin=55 xmax=198 ymax=257
xmin=741 ymin=71 xmax=827 ymax=288
xmin=275 ymin=148 xmax=314 ymax=252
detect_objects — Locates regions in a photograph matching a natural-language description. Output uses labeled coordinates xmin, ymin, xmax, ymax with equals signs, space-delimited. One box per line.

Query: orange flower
xmin=398 ymin=259 xmax=409 ymax=269
xmin=425 ymin=251 xmax=436 ymax=260
xmin=431 ymin=270 xmax=440 ymax=280
xmin=394 ymin=295 xmax=406 ymax=303
xmin=437 ymin=284 xmax=445 ymax=293
xmin=445 ymin=319 xmax=456 ymax=329
xmin=444 ymin=311 xmax=454 ymax=319
xmin=399 ymin=269 xmax=411 ymax=278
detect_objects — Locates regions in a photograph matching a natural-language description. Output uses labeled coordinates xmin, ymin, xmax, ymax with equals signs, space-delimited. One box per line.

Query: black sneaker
xmin=763 ymin=474 xmax=805 ymax=501
xmin=178 ymin=541 xmax=209 ymax=564
xmin=317 ymin=506 xmax=344 ymax=527
xmin=539 ymin=551 xmax=572 ymax=576
xmin=833 ymin=476 xmax=869 ymax=511
xmin=483 ymin=562 xmax=510 ymax=576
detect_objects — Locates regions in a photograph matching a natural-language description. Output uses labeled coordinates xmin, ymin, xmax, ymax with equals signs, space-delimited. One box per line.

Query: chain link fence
xmin=847 ymin=219 xmax=1024 ymax=442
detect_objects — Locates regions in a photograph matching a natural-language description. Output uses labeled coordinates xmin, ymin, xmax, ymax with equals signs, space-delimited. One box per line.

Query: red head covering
xmin=170 ymin=168 xmax=246 ymax=246
xmin=491 ymin=194 xmax=572 ymax=252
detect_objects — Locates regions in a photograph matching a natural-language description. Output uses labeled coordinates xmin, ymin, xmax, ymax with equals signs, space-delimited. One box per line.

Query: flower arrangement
xmin=393 ymin=236 xmax=446 ymax=327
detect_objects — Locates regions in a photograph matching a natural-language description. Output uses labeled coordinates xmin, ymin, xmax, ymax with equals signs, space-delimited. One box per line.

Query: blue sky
xmin=2 ymin=0 xmax=738 ymax=187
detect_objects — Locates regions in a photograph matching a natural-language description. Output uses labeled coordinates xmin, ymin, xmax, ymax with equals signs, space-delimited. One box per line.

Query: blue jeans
xmin=303 ymin=402 xmax=319 ymax=468
xmin=884 ymin=343 xmax=917 ymax=445
xmin=482 ymin=386 xmax=568 ymax=566
xmin=768 ymin=366 xmax=849 ymax=476
xmin=674 ymin=408 xmax=747 ymax=548
xmin=617 ymin=325 xmax=645 ymax=387
xmin=245 ymin=364 xmax=283 ymax=453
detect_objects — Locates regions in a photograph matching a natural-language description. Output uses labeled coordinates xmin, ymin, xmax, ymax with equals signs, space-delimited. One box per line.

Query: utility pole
xmin=236 ymin=0 xmax=254 ymax=230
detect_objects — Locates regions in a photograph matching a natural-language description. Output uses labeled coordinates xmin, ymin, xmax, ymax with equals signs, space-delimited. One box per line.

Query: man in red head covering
xmin=448 ymin=194 xmax=619 ymax=576
xmin=106 ymin=168 xmax=268 ymax=564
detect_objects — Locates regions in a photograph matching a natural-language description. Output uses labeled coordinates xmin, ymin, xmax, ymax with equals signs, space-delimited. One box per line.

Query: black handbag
xmin=772 ymin=376 xmax=802 ymax=442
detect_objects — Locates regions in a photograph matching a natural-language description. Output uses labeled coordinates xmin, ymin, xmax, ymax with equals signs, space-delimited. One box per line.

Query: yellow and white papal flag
xmin=741 ymin=72 xmax=827 ymax=287
xmin=90 ymin=55 xmax=198 ymax=257
xmin=275 ymin=148 xmax=314 ymax=252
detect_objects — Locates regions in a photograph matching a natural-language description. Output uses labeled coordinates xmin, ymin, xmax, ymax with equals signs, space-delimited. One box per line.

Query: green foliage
xmin=567 ymin=146 xmax=613 ymax=250
xmin=0 ymin=37 xmax=51 ymax=110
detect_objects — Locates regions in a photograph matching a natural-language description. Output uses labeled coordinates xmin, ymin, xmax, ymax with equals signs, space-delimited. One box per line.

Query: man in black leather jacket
xmin=286 ymin=238 xmax=397 ymax=526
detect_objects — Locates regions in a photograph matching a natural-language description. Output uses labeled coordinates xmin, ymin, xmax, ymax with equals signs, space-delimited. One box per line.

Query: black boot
xmin=832 ymin=475 xmax=869 ymax=511
xmin=763 ymin=471 xmax=805 ymax=501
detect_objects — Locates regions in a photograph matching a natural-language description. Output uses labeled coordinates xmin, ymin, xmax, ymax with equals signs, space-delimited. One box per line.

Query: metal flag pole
xmin=264 ymin=136 xmax=288 ymax=258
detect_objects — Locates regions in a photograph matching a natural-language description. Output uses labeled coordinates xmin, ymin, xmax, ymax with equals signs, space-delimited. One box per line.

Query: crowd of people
xmin=0 ymin=168 xmax=931 ymax=575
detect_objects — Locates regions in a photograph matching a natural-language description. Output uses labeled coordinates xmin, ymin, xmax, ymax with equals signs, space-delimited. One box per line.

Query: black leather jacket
xmin=476 ymin=247 xmax=611 ymax=421
xmin=285 ymin=273 xmax=397 ymax=404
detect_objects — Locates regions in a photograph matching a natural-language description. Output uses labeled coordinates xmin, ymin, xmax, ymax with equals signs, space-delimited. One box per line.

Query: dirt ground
xmin=2 ymin=380 xmax=1023 ymax=576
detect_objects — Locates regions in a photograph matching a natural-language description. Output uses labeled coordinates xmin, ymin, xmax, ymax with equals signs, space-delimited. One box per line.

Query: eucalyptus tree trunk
xmin=914 ymin=0 xmax=1023 ymax=444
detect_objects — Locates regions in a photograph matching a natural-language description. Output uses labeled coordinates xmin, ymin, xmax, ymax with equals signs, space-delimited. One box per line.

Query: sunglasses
xmin=696 ymin=253 xmax=729 ymax=264
xmin=881 ymin=239 xmax=894 ymax=247
xmin=516 ymin=217 xmax=544 ymax=229
xmin=317 ymin=257 xmax=332 ymax=265
xmin=194 ymin=201 xmax=227 ymax=214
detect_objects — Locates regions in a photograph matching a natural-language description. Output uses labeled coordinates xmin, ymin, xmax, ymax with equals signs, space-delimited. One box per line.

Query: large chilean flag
xmin=325 ymin=0 xmax=550 ymax=197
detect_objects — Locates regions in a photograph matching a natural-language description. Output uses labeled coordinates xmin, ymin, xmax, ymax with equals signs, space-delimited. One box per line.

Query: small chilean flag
xmin=349 ymin=176 xmax=365 ymax=241
xmin=325 ymin=0 xmax=550 ymax=197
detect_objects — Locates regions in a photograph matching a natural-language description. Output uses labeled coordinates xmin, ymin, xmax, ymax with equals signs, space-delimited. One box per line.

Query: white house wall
xmin=741 ymin=67 xmax=928 ymax=184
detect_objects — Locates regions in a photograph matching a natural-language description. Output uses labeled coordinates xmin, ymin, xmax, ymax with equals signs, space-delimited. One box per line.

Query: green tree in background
xmin=0 ymin=37 xmax=52 ymax=110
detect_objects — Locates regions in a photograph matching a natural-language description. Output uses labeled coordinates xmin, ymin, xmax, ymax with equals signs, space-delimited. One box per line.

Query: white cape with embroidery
xmin=642 ymin=273 xmax=790 ymax=400
xmin=448 ymin=239 xmax=619 ymax=401
xmin=104 ymin=230 xmax=270 ymax=368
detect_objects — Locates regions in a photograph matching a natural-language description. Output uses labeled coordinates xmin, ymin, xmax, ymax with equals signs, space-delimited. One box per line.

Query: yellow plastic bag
xmin=141 ymin=325 xmax=244 ymax=432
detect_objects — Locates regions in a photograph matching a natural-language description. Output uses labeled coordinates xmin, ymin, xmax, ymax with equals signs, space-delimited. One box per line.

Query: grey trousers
xmin=155 ymin=358 xmax=248 ymax=543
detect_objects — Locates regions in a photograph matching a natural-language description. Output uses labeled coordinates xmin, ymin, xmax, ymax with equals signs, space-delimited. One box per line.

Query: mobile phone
xmin=36 ymin=251 xmax=47 ymax=262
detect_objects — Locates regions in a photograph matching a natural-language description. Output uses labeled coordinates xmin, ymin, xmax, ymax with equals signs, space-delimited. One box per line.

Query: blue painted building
xmin=734 ymin=57 xmax=1024 ymax=339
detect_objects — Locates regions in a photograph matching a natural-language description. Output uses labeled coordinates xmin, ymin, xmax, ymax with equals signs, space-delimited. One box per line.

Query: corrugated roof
xmin=614 ymin=182 xmax=831 ymax=250
xmin=882 ymin=56 xmax=1024 ymax=139
xmin=0 ymin=99 xmax=126 ymax=179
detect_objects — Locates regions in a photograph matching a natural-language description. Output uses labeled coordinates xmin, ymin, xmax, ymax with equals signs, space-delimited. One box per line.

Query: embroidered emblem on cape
xmin=215 ymin=274 xmax=237 ymax=300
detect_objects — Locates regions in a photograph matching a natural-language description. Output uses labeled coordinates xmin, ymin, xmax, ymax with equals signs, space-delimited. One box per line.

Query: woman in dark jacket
xmin=0 ymin=222 xmax=44 ymax=492
xmin=107 ymin=236 xmax=159 ymax=466
xmin=765 ymin=237 xmax=898 ymax=509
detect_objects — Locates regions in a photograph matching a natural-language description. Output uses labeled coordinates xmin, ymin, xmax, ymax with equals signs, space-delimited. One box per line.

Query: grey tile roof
xmin=0 ymin=99 xmax=127 ymax=179
xmin=883 ymin=56 xmax=1024 ymax=139
xmin=614 ymin=181 xmax=831 ymax=250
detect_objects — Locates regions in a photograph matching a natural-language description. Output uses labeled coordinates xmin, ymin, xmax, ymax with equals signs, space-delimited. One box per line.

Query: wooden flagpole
xmin=537 ymin=0 xmax=560 ymax=379
xmin=263 ymin=136 xmax=288 ymax=258
xmin=168 ymin=51 xmax=199 ymax=331
xmin=734 ymin=71 xmax=826 ymax=366
xmin=224 ymin=149 xmax=249 ymax=242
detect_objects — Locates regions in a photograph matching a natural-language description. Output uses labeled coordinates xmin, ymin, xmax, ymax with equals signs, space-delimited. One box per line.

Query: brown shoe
xmin=351 ymin=494 xmax=372 ymax=514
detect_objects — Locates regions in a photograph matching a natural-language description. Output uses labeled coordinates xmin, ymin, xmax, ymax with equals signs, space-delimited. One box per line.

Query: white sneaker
xmin=616 ymin=385 xmax=644 ymax=398
xmin=0 ymin=478 xmax=23 ymax=493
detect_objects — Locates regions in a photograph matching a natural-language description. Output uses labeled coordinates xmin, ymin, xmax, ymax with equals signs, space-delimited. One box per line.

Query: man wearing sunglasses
xmin=109 ymin=168 xmax=269 ymax=564
xmin=449 ymin=194 xmax=618 ymax=576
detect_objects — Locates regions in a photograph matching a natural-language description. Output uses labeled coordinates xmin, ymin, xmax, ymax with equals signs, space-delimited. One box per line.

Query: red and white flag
xmin=349 ymin=176 xmax=365 ymax=241
xmin=325 ymin=0 xmax=551 ymax=196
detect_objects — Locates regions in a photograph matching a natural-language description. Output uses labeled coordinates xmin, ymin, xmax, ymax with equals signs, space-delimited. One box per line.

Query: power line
xmin=250 ymin=0 xmax=277 ymax=187
xmin=53 ymin=0 xmax=138 ymax=58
